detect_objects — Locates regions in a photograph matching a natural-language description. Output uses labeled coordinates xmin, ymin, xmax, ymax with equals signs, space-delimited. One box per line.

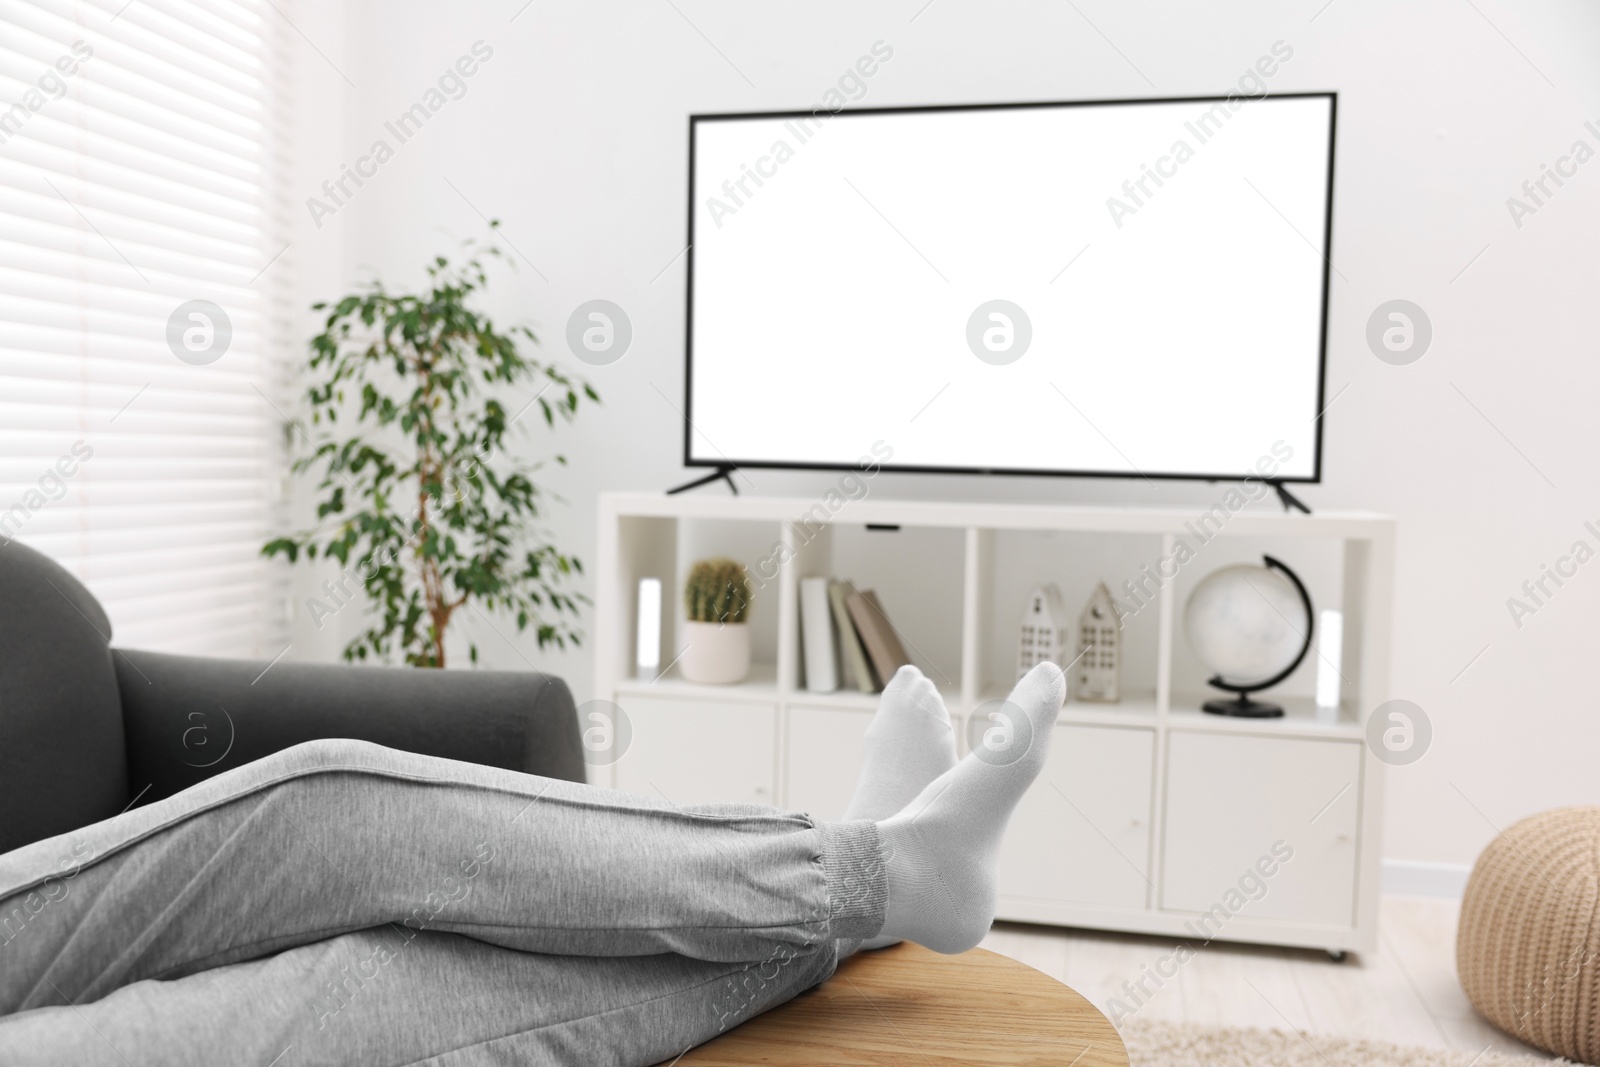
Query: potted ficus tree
xmin=263 ymin=224 xmax=597 ymax=668
xmin=679 ymin=557 xmax=752 ymax=684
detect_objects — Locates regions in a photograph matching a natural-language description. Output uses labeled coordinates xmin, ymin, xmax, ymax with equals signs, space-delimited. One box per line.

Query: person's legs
xmin=0 ymin=660 xmax=1063 ymax=1064
xmin=0 ymin=926 xmax=836 ymax=1067
xmin=0 ymin=738 xmax=885 ymax=1015
xmin=0 ymin=667 xmax=970 ymax=1067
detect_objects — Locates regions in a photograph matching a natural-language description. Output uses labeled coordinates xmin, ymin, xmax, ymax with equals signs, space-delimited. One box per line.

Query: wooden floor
xmin=979 ymin=895 xmax=1559 ymax=1061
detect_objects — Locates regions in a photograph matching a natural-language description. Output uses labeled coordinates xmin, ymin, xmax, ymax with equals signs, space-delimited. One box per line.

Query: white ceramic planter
xmin=678 ymin=621 xmax=751 ymax=685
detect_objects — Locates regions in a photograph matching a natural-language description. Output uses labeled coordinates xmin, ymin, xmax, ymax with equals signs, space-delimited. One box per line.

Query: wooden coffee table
xmin=671 ymin=942 xmax=1131 ymax=1066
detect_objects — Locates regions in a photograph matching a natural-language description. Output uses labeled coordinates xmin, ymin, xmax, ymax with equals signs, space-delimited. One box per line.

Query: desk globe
xmin=1182 ymin=555 xmax=1314 ymax=718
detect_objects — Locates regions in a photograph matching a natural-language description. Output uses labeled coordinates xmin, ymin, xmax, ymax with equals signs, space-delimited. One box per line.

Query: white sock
xmin=840 ymin=665 xmax=956 ymax=951
xmin=842 ymin=665 xmax=957 ymax=822
xmin=874 ymin=662 xmax=1065 ymax=954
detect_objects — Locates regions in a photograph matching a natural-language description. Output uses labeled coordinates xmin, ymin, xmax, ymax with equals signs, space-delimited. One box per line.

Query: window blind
xmin=0 ymin=0 xmax=292 ymax=658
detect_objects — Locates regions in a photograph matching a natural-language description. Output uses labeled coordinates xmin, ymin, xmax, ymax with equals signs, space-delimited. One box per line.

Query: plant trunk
xmin=417 ymin=481 xmax=450 ymax=668
xmin=416 ymin=354 xmax=448 ymax=669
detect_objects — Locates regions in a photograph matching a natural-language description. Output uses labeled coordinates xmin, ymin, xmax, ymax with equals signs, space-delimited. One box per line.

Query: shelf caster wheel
xmin=1326 ymin=950 xmax=1347 ymax=963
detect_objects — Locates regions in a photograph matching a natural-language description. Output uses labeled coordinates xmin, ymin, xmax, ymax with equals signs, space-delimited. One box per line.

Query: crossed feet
xmin=844 ymin=661 xmax=1065 ymax=955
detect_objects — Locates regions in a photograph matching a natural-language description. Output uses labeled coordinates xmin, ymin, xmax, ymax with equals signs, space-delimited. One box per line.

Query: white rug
xmin=1121 ymin=1019 xmax=1575 ymax=1066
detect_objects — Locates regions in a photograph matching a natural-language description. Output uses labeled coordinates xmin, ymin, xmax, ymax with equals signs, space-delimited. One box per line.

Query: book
xmin=799 ymin=576 xmax=839 ymax=693
xmin=845 ymin=589 xmax=911 ymax=688
xmin=829 ymin=579 xmax=877 ymax=692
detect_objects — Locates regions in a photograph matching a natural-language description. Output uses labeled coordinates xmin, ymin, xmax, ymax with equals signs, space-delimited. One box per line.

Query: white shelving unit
xmin=594 ymin=491 xmax=1395 ymax=956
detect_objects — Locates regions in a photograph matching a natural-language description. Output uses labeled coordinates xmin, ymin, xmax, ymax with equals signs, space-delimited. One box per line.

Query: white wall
xmin=278 ymin=0 xmax=353 ymax=663
xmin=279 ymin=0 xmax=1600 ymax=872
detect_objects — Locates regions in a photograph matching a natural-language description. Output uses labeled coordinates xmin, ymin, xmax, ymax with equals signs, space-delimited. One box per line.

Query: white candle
xmin=636 ymin=577 xmax=662 ymax=679
xmin=1315 ymin=608 xmax=1343 ymax=715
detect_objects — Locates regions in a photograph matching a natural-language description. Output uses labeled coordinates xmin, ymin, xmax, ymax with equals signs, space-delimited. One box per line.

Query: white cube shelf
xmin=594 ymin=492 xmax=1395 ymax=956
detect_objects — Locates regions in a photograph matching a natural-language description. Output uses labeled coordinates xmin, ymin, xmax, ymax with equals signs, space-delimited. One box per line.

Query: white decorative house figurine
xmin=1075 ymin=582 xmax=1121 ymax=702
xmin=1017 ymin=583 xmax=1068 ymax=681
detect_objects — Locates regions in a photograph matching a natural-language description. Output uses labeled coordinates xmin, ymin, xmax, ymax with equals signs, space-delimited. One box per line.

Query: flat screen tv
xmin=685 ymin=92 xmax=1335 ymax=483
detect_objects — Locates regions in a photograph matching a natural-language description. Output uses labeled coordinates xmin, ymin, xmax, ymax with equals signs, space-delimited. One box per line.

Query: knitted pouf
xmin=1457 ymin=806 xmax=1600 ymax=1063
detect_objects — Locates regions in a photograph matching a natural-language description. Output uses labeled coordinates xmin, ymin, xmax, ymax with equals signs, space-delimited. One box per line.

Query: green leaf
xmin=261 ymin=538 xmax=299 ymax=562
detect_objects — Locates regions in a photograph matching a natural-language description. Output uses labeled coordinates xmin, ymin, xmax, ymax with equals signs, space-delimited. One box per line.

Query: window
xmin=0 ymin=0 xmax=291 ymax=657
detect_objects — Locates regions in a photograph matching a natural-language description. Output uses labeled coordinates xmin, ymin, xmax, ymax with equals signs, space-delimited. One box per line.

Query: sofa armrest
xmin=115 ymin=650 xmax=586 ymax=804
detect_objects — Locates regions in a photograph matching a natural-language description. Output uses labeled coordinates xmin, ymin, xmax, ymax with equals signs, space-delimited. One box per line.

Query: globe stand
xmin=1199 ymin=554 xmax=1314 ymax=719
xmin=1203 ymin=693 xmax=1285 ymax=718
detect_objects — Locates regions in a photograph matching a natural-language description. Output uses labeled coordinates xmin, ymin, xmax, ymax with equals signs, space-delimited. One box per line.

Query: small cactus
xmin=684 ymin=558 xmax=752 ymax=624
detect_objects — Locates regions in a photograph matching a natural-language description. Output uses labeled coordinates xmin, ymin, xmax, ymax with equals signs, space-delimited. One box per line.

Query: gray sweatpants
xmin=0 ymin=739 xmax=888 ymax=1066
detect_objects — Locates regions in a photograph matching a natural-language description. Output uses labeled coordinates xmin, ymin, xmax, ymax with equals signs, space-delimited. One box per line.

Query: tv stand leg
xmin=666 ymin=465 xmax=740 ymax=496
xmin=1269 ymin=481 xmax=1311 ymax=515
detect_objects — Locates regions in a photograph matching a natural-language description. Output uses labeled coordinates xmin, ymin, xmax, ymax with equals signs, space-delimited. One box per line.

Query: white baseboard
xmin=1382 ymin=859 xmax=1472 ymax=899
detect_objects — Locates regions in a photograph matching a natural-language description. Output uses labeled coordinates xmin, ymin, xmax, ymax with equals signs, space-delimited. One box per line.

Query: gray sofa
xmin=0 ymin=539 xmax=586 ymax=856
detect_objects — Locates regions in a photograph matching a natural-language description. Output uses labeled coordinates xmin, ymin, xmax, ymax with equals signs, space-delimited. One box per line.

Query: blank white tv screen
xmin=686 ymin=93 xmax=1334 ymax=481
